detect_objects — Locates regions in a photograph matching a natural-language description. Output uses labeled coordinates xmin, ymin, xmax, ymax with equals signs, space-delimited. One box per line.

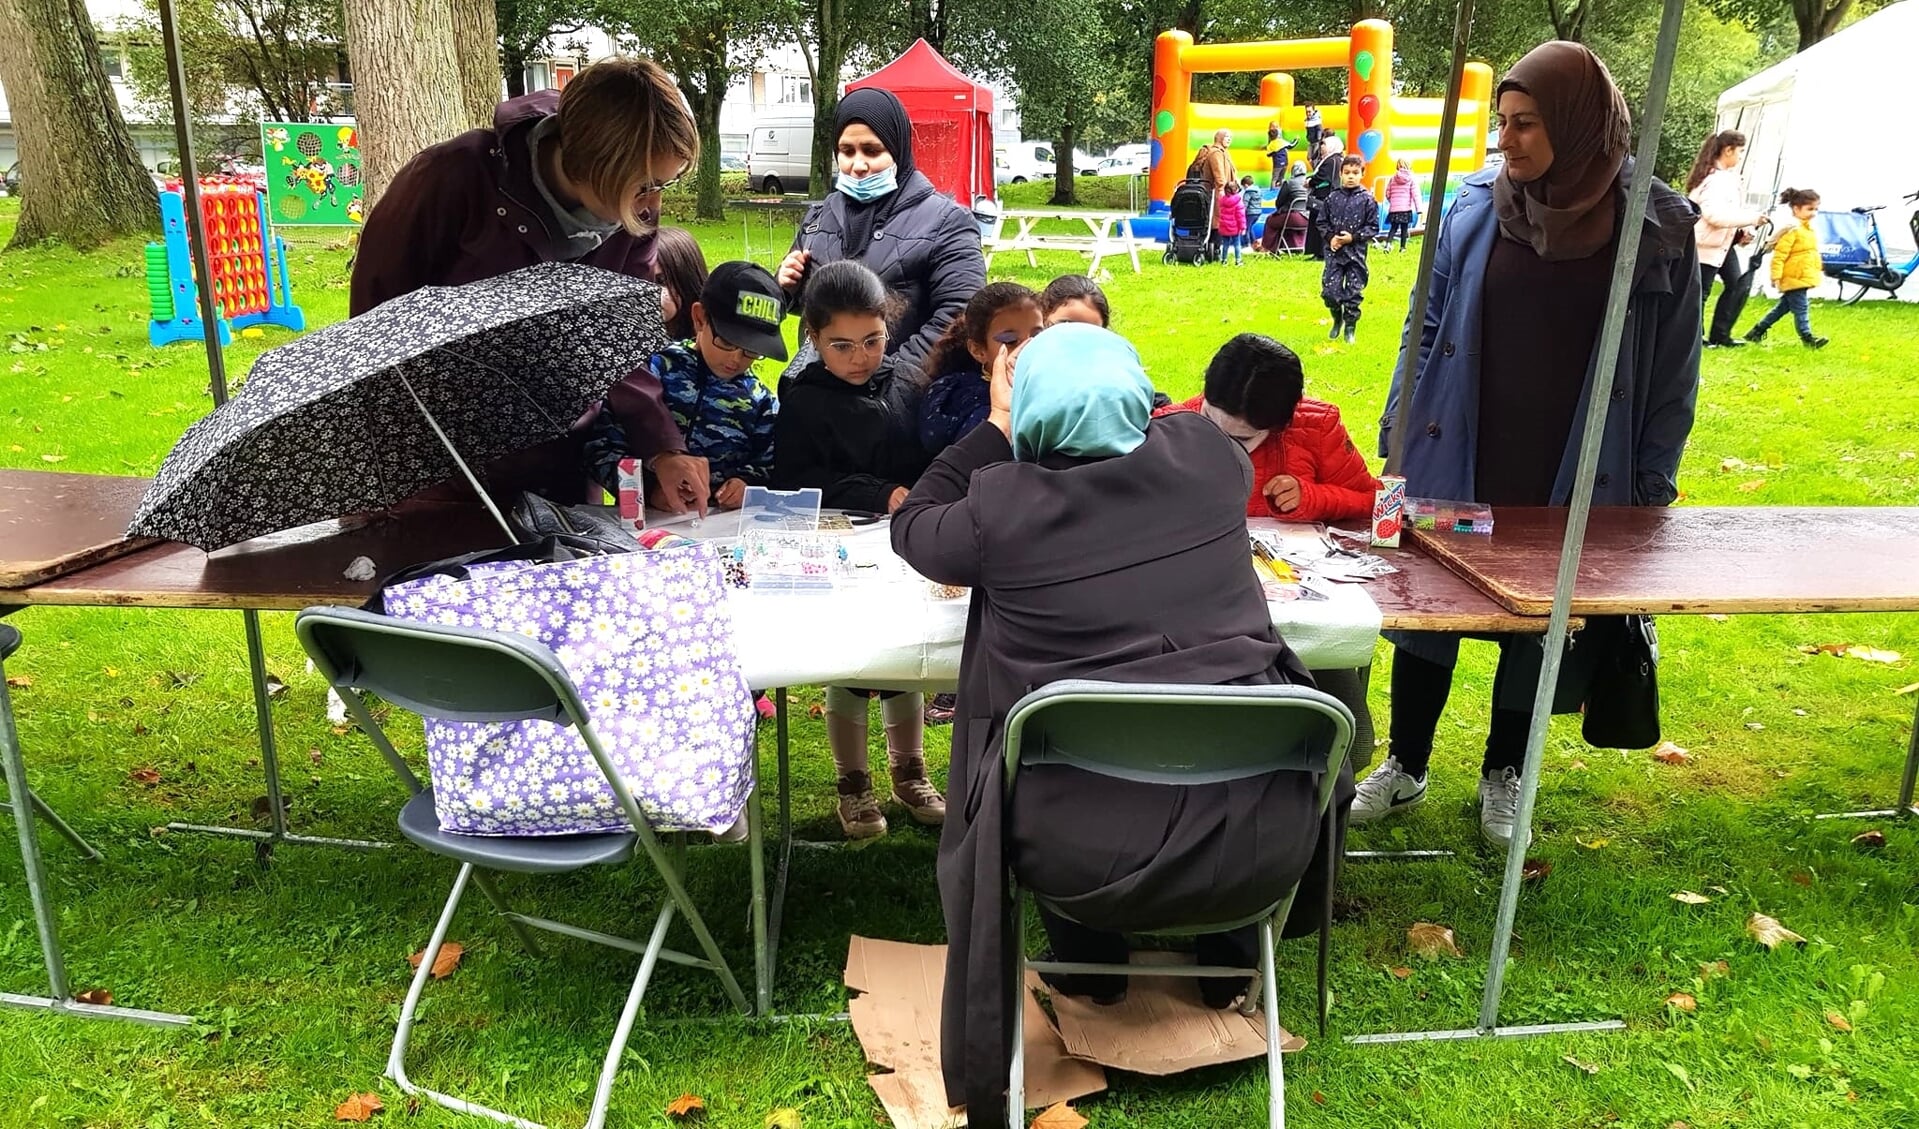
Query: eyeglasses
xmin=823 ymin=332 xmax=888 ymax=360
xmin=633 ymin=170 xmax=688 ymax=197
xmin=711 ymin=331 xmax=762 ymax=361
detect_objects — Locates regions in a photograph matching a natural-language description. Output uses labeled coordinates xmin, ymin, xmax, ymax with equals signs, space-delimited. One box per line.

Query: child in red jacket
xmin=1155 ymin=333 xmax=1380 ymax=524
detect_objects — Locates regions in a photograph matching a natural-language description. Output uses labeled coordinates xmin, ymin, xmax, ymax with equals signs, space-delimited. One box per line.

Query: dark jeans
xmin=1751 ymin=288 xmax=1814 ymax=340
xmin=1388 ymin=647 xmax=1530 ymax=778
xmin=1699 ymin=248 xmax=1752 ymax=342
xmin=1387 ymin=211 xmax=1413 ymax=249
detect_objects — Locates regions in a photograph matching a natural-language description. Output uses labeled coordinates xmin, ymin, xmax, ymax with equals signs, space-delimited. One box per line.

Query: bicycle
xmin=1821 ymin=187 xmax=1919 ymax=304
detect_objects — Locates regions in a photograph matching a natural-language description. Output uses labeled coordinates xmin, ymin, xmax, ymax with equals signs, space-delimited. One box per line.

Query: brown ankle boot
xmin=836 ymin=771 xmax=887 ymax=839
xmin=888 ymin=756 xmax=946 ymax=826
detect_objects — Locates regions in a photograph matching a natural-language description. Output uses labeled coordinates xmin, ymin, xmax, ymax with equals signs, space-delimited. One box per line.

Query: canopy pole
xmin=156 ymin=0 xmax=229 ymax=410
xmin=1476 ymin=0 xmax=1690 ymax=1033
xmin=1382 ymin=0 xmax=1476 ymax=476
xmin=397 ymin=373 xmax=522 ymax=544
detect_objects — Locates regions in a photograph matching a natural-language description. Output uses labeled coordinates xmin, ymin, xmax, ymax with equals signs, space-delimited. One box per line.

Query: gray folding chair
xmin=295 ymin=607 xmax=756 ymax=1129
xmin=1002 ymin=680 xmax=1353 ymax=1129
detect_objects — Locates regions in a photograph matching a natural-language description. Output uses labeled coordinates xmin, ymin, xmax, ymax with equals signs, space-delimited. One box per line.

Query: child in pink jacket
xmin=1216 ymin=181 xmax=1249 ymax=265
xmin=1385 ymin=160 xmax=1420 ymax=251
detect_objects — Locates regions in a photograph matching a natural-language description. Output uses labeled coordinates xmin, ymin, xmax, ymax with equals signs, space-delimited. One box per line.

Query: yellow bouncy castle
xmin=1148 ymin=21 xmax=1493 ymax=207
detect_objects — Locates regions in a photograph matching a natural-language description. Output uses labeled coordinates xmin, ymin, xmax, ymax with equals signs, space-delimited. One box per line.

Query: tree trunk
xmin=1544 ymin=0 xmax=1589 ymax=42
xmin=448 ymin=0 xmax=502 ymax=129
xmin=0 ymin=0 xmax=157 ymax=248
xmin=684 ymin=63 xmax=728 ymax=221
xmin=503 ymin=41 xmax=529 ymax=97
xmin=809 ymin=0 xmax=846 ymax=195
xmin=1049 ymin=114 xmax=1078 ymax=206
xmin=1793 ymin=0 xmax=1853 ymax=51
xmin=343 ymin=0 xmax=467 ymax=206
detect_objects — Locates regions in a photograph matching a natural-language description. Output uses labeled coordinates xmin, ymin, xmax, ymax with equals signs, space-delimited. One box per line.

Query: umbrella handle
xmin=398 ymin=372 xmax=521 ymax=545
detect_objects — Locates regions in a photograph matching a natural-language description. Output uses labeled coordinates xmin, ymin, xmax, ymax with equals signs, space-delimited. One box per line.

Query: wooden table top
xmin=1369 ymin=543 xmax=1552 ymax=634
xmin=1411 ymin=506 xmax=1919 ymax=617
xmin=6 ymin=501 xmax=509 ymax=611
xmin=0 ymin=469 xmax=156 ymax=587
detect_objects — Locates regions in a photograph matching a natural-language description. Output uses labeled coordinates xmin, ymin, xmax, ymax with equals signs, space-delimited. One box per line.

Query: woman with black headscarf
xmin=1364 ymin=42 xmax=1701 ymax=847
xmin=775 ymin=88 xmax=987 ymax=381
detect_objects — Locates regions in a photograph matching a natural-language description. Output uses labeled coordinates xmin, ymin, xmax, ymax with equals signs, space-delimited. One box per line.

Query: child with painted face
xmin=917 ymin=283 xmax=1044 ymax=454
xmin=582 ymin=261 xmax=786 ymax=510
xmin=1039 ymin=274 xmax=1111 ymax=328
xmin=772 ymin=259 xmax=943 ymax=838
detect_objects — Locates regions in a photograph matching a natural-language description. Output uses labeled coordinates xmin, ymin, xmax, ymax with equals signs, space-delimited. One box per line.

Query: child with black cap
xmin=583 ymin=260 xmax=788 ymax=509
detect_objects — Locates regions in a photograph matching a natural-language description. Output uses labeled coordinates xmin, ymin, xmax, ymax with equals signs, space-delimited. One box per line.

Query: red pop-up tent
xmin=846 ymin=39 xmax=996 ymax=206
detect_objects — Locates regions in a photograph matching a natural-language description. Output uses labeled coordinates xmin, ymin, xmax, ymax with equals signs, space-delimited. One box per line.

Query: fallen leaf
xmin=1666 ymin=1062 xmax=1694 ymax=1090
xmin=1704 ymin=613 xmax=1729 ymax=622
xmin=73 ymin=988 xmax=112 ymax=1005
xmin=1709 ymin=885 xmax=1729 ymax=895
xmin=1851 ymin=829 xmax=1886 ymax=850
xmin=1670 ymin=1122 xmax=1692 ymax=1129
xmin=128 ymin=767 xmax=161 ymax=786
xmin=265 ymin=674 xmax=288 ymax=697
xmin=1562 ymin=1053 xmax=1600 ymax=1075
xmin=1747 ymin=912 xmax=1806 ymax=950
xmin=1789 ymin=871 xmax=1812 ymax=887
xmin=1569 ymin=759 xmax=1588 ymax=770
xmin=1666 ymin=992 xmax=1698 ymax=1012
xmin=309 ymin=748 xmax=324 ymax=765
xmin=1746 ymin=722 xmax=1765 ymax=732
xmin=1845 ymin=646 xmax=1902 ymax=663
xmin=1719 ymin=456 xmax=1746 ymax=472
xmin=764 ymin=1109 xmax=802 ymax=1129
xmin=1029 ymin=1103 xmax=1088 ymax=1129
xmin=1652 ymin=742 xmax=1692 ymax=765
xmin=1894 ymin=682 xmax=1919 ymax=696
xmin=1388 ymin=966 xmax=1414 ymax=979
xmin=334 ymin=1093 xmax=383 ymax=1121
xmin=1826 ymin=1011 xmax=1853 ymax=1032
xmin=1311 ymin=1091 xmax=1326 ymax=1105
xmin=1577 ymin=837 xmax=1610 ymax=850
xmin=806 ymin=703 xmax=824 ymax=720
xmin=1792 ymin=708 xmax=1809 ymax=717
xmin=1700 ymin=960 xmax=1730 ymax=979
xmin=1736 ymin=479 xmax=1766 ymax=492
xmin=665 ymin=1093 xmax=706 ymax=1120
xmin=1671 ymin=891 xmax=1711 ymax=905
xmin=40 ymin=453 xmax=66 ymax=463
xmin=1522 ymin=858 xmax=1552 ymax=882
xmin=407 ymin=941 xmax=464 ymax=980
xmin=4 ymin=674 xmax=31 ymax=688
xmin=1407 ymin=922 xmax=1462 ymax=960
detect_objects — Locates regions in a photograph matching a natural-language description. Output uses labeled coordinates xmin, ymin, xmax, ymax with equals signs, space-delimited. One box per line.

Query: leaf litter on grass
xmin=406 ymin=941 xmax=464 ymax=980
xmin=333 ymin=1093 xmax=382 ymax=1121
xmin=1652 ymin=741 xmax=1693 ymax=765
xmin=1747 ymin=912 xmax=1807 ymax=949
xmin=1030 ymin=1102 xmax=1088 ymax=1129
xmin=1407 ymin=922 xmax=1462 ymax=959
xmin=666 ymin=1093 xmax=706 ymax=1120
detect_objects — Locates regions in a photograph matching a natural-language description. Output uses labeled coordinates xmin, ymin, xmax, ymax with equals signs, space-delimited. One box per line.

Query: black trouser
xmin=1036 ymin=909 xmax=1257 ymax=1009
xmin=1700 ymin=248 xmax=1752 ymax=343
xmin=1388 ymin=648 xmax=1530 ymax=778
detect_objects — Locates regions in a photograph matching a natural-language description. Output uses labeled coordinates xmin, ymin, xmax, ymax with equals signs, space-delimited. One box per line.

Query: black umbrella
xmin=128 ymin=262 xmax=665 ymax=550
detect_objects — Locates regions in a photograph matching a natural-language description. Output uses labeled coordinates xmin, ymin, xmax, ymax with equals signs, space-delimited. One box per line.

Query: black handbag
xmin=1581 ymin=615 xmax=1661 ymax=749
xmin=507 ymin=491 xmax=641 ymax=556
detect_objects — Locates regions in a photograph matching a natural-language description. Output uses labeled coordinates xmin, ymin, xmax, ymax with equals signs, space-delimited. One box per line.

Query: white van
xmin=998 ymin=140 xmax=1099 ymax=183
xmin=746 ymin=115 xmax=814 ymax=196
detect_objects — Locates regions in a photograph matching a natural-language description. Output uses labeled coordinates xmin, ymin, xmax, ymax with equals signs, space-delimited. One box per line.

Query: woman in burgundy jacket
xmin=350 ymin=58 xmax=711 ymax=509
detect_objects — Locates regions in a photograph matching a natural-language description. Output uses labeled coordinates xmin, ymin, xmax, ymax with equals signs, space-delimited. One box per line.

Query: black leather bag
xmin=507 ymin=491 xmax=640 ymax=556
xmin=1581 ymin=615 xmax=1661 ymax=749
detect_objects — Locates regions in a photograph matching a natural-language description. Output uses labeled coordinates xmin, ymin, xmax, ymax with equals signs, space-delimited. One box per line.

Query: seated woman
xmin=892 ymin=324 xmax=1353 ymax=1126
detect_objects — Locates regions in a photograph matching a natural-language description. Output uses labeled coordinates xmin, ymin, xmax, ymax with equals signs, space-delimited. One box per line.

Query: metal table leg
xmin=0 ymin=649 xmax=193 ymax=1027
xmin=165 ymin=610 xmax=390 ymax=860
xmin=1814 ymin=691 xmax=1919 ymax=821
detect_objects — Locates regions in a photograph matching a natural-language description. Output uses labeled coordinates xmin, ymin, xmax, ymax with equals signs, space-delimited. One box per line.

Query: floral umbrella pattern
xmin=384 ymin=544 xmax=757 ymax=836
xmin=129 ymin=262 xmax=666 ymax=550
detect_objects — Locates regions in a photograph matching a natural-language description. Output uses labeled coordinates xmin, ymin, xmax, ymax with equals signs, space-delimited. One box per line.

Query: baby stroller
xmin=1164 ymin=178 xmax=1215 ymax=265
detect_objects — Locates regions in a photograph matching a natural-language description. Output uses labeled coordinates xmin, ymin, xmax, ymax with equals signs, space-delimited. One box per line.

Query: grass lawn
xmin=3 ymin=195 xmax=1919 ymax=1128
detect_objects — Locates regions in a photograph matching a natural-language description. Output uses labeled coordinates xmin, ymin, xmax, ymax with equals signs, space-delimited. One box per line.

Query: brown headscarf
xmin=1493 ymin=42 xmax=1632 ymax=261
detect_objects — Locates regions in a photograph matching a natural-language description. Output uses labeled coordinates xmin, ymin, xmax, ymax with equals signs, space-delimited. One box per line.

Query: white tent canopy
xmin=1717 ymin=0 xmax=1919 ymax=274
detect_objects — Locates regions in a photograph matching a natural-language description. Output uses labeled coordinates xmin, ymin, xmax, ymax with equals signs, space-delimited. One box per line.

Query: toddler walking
xmin=1317 ymin=154 xmax=1379 ymax=342
xmin=1743 ymin=187 xmax=1829 ymax=349
xmin=1385 ymin=159 xmax=1420 ymax=251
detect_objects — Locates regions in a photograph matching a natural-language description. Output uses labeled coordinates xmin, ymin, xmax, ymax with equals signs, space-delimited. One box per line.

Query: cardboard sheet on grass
xmin=845 ymin=937 xmax=1302 ymax=1129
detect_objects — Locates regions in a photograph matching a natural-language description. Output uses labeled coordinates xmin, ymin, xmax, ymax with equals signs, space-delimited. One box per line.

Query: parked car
xmin=998 ymin=140 xmax=1098 ymax=183
xmin=745 ymin=115 xmax=813 ymax=195
xmin=720 ymin=154 xmax=747 ymax=172
xmin=1096 ymin=155 xmax=1148 ymax=177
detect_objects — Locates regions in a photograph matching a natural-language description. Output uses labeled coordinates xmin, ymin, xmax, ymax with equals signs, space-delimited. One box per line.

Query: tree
xmin=1704 ymin=0 xmax=1886 ymax=50
xmin=118 ymin=0 xmax=345 ymax=126
xmin=450 ymin=0 xmax=503 ymax=128
xmin=597 ymin=0 xmax=769 ymax=220
xmin=496 ymin=0 xmax=586 ymax=97
xmin=0 ymin=0 xmax=158 ymax=248
xmin=343 ymin=0 xmax=466 ymax=204
xmin=776 ymin=0 xmax=895 ymax=195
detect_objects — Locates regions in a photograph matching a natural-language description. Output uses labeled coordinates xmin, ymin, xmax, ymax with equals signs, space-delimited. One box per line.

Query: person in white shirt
xmin=1685 ymin=129 xmax=1768 ymax=348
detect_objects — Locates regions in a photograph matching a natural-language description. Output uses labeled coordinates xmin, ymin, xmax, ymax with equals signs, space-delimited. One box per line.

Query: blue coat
xmin=1379 ymin=163 xmax=1702 ymax=509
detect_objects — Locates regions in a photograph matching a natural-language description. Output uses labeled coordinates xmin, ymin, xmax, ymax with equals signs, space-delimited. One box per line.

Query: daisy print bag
xmin=382 ymin=544 xmax=757 ymax=836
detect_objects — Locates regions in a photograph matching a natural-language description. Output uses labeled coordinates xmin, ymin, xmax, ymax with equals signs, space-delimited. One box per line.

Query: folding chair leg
xmin=386 ymin=864 xmax=543 ymax=1129
xmin=1318 ymin=812 xmax=1335 ymax=1036
xmin=1260 ymin=918 xmax=1286 ymax=1129
xmin=584 ymin=902 xmax=677 ymax=1129
xmin=470 ymin=869 xmax=545 ymax=958
xmin=1008 ymin=892 xmax=1026 ymax=1129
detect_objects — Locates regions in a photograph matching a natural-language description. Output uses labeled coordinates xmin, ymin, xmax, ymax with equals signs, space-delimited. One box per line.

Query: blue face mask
xmin=836 ymin=165 xmax=899 ymax=203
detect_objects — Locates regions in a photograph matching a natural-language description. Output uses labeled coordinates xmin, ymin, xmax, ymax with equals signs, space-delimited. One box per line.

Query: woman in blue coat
xmin=1358 ymin=42 xmax=1702 ymax=846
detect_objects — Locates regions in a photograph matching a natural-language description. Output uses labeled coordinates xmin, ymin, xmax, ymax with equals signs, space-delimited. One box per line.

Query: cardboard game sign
xmin=261 ymin=122 xmax=366 ymax=226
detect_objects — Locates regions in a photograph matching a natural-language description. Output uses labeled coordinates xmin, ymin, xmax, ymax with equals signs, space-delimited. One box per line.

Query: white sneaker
xmin=1478 ymin=767 xmax=1524 ymax=847
xmin=1350 ymin=756 xmax=1427 ymax=823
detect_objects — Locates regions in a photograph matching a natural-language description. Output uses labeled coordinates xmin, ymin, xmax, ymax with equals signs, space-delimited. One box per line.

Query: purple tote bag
xmin=383 ymin=544 xmax=757 ymax=836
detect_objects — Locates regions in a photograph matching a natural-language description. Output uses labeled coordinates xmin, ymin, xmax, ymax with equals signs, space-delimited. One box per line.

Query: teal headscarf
xmin=1010 ymin=323 xmax=1154 ymax=462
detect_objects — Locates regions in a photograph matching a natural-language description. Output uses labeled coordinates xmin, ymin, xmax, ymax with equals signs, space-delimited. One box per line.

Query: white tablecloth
xmin=648 ymin=510 xmax=1383 ymax=690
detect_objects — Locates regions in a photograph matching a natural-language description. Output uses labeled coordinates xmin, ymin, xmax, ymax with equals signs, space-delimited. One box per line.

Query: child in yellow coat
xmin=1744 ymin=188 xmax=1828 ymax=349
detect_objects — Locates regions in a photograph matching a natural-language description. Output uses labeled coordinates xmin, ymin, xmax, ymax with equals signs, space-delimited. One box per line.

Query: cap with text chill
xmin=699 ymin=261 xmax=789 ymax=361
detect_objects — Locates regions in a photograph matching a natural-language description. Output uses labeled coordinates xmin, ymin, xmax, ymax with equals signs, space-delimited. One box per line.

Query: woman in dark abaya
xmin=891 ymin=324 xmax=1353 ymax=1126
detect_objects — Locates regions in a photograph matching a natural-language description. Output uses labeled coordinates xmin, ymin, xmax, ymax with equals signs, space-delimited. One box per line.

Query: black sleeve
xmin=770 ymin=387 xmax=899 ymax=513
xmin=891 ymin=423 xmax=1012 ymax=587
